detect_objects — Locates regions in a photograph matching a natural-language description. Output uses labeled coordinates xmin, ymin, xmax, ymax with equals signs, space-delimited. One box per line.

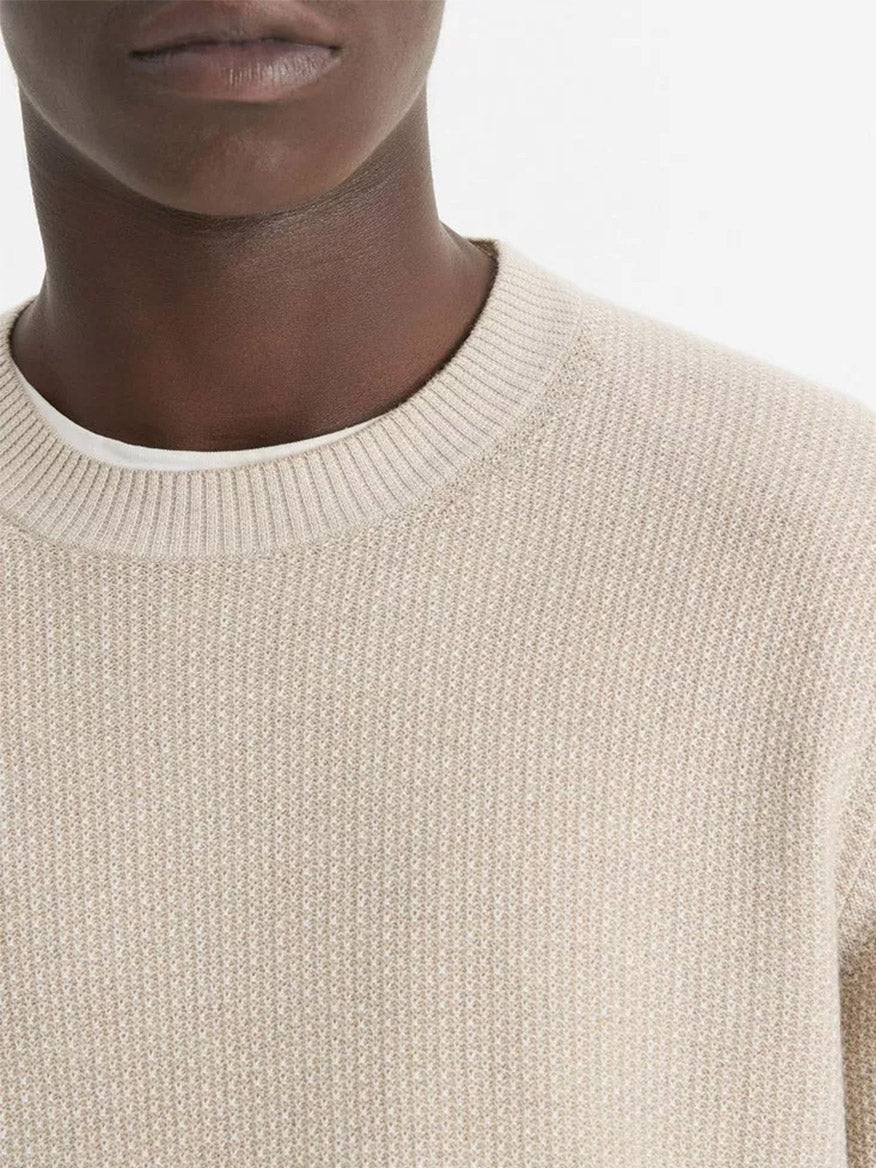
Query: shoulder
xmin=550 ymin=286 xmax=876 ymax=685
xmin=560 ymin=286 xmax=876 ymax=538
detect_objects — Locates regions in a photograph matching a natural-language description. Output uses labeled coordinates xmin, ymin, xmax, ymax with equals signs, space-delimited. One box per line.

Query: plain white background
xmin=1 ymin=0 xmax=873 ymax=409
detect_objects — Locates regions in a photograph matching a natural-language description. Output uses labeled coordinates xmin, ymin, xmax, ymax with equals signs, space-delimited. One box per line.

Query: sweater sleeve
xmin=838 ymin=724 xmax=876 ymax=1168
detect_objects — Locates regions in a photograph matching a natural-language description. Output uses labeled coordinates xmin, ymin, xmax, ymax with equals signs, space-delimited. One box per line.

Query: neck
xmin=10 ymin=92 xmax=496 ymax=451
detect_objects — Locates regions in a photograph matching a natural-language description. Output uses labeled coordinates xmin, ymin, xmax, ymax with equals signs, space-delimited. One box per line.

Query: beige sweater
xmin=1 ymin=237 xmax=874 ymax=1168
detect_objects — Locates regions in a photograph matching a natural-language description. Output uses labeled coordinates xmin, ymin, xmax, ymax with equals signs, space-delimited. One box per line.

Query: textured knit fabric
xmin=1 ymin=235 xmax=875 ymax=1168
xmin=11 ymin=360 xmax=377 ymax=470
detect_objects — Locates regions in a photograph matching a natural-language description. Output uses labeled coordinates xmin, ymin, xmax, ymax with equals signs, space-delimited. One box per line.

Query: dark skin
xmin=0 ymin=0 xmax=496 ymax=450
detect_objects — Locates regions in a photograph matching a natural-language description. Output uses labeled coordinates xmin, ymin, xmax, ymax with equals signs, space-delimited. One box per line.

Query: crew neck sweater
xmin=1 ymin=235 xmax=875 ymax=1168
xmin=11 ymin=361 xmax=378 ymax=470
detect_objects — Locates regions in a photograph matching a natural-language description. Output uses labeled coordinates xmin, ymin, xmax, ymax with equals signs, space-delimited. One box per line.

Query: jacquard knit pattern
xmin=1 ymin=238 xmax=874 ymax=1167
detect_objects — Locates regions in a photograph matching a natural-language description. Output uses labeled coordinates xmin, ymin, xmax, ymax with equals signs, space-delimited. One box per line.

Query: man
xmin=0 ymin=3 xmax=873 ymax=1166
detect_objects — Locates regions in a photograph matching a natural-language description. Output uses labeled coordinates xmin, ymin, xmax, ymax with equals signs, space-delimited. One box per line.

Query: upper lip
xmin=128 ymin=2 xmax=340 ymax=55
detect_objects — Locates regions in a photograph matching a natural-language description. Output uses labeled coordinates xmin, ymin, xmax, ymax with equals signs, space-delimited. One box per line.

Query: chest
xmin=0 ymin=536 xmax=843 ymax=1166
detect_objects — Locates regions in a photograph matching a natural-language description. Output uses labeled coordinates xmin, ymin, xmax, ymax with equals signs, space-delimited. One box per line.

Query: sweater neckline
xmin=0 ymin=237 xmax=583 ymax=560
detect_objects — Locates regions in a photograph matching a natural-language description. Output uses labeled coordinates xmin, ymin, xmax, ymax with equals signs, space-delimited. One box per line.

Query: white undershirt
xmin=11 ymin=359 xmax=378 ymax=472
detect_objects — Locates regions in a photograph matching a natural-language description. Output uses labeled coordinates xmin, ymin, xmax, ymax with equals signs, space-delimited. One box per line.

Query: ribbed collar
xmin=0 ymin=237 xmax=583 ymax=561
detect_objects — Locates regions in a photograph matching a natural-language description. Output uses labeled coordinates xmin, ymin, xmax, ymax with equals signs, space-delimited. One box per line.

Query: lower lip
xmin=127 ymin=38 xmax=341 ymax=102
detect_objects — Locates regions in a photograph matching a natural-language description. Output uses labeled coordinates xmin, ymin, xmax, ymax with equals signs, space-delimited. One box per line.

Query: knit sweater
xmin=1 ymin=236 xmax=874 ymax=1168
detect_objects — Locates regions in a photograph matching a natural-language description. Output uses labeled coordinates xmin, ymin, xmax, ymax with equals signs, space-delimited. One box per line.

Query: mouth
xmin=129 ymin=32 xmax=338 ymax=57
xmin=124 ymin=1 xmax=343 ymax=100
xmin=126 ymin=34 xmax=343 ymax=101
